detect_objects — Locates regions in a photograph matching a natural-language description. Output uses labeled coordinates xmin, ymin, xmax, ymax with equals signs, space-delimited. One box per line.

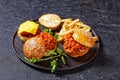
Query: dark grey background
xmin=0 ymin=0 xmax=120 ymax=80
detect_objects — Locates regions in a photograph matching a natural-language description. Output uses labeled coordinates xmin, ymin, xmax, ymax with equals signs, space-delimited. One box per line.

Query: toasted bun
xmin=64 ymin=33 xmax=89 ymax=58
xmin=17 ymin=20 xmax=41 ymax=42
xmin=39 ymin=14 xmax=61 ymax=30
xmin=18 ymin=33 xmax=30 ymax=42
xmin=23 ymin=37 xmax=46 ymax=59
xmin=64 ymin=47 xmax=89 ymax=58
xmin=73 ymin=28 xmax=98 ymax=48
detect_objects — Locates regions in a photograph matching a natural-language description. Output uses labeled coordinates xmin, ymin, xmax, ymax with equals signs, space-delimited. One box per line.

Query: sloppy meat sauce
xmin=37 ymin=32 xmax=56 ymax=50
xmin=20 ymin=28 xmax=41 ymax=38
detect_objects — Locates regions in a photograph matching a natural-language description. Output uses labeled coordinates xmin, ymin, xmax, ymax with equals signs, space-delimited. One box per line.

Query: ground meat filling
xmin=37 ymin=32 xmax=56 ymax=50
xmin=64 ymin=33 xmax=89 ymax=57
xmin=20 ymin=28 xmax=41 ymax=38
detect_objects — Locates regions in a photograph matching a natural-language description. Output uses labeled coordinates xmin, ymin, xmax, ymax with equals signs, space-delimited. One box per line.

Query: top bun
xmin=39 ymin=14 xmax=61 ymax=30
xmin=23 ymin=37 xmax=46 ymax=59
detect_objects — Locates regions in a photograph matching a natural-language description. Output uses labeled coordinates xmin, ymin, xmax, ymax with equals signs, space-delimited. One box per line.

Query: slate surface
xmin=0 ymin=0 xmax=120 ymax=80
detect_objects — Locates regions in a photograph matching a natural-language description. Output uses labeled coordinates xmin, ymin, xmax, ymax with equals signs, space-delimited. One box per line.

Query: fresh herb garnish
xmin=61 ymin=56 xmax=66 ymax=65
xmin=56 ymin=47 xmax=62 ymax=54
xmin=43 ymin=28 xmax=53 ymax=35
xmin=51 ymin=59 xmax=57 ymax=73
xmin=54 ymin=33 xmax=60 ymax=39
xmin=47 ymin=51 xmax=57 ymax=55
xmin=56 ymin=48 xmax=66 ymax=65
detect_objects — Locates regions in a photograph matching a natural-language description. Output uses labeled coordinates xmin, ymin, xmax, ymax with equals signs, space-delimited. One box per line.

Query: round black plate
xmin=12 ymin=19 xmax=99 ymax=72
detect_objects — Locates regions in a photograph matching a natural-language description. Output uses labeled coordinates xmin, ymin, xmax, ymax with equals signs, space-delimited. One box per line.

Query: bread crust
xmin=39 ymin=14 xmax=61 ymax=30
xmin=23 ymin=37 xmax=46 ymax=59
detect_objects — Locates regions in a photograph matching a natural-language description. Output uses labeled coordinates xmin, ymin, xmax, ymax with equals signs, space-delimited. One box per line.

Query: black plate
xmin=12 ymin=19 xmax=100 ymax=72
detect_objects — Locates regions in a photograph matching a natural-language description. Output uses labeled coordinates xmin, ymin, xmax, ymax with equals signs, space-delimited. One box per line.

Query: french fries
xmin=67 ymin=19 xmax=79 ymax=27
xmin=57 ymin=18 xmax=91 ymax=42
xmin=61 ymin=18 xmax=72 ymax=22
xmin=59 ymin=29 xmax=74 ymax=36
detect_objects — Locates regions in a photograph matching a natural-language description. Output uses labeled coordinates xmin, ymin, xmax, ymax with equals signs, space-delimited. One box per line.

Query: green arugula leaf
xmin=47 ymin=51 xmax=57 ymax=55
xmin=43 ymin=28 xmax=53 ymax=35
xmin=43 ymin=28 xmax=49 ymax=32
xmin=54 ymin=33 xmax=60 ymax=39
xmin=29 ymin=57 xmax=35 ymax=63
xmin=61 ymin=56 xmax=66 ymax=65
xmin=60 ymin=52 xmax=67 ymax=57
xmin=51 ymin=59 xmax=57 ymax=73
xmin=56 ymin=48 xmax=62 ymax=54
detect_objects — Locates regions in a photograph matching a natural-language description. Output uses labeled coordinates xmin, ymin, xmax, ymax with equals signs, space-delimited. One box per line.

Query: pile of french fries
xmin=57 ymin=18 xmax=91 ymax=42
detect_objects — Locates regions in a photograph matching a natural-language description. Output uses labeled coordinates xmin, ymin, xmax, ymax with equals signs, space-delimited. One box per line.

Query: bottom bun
xmin=64 ymin=48 xmax=89 ymax=58
xmin=18 ymin=33 xmax=30 ymax=42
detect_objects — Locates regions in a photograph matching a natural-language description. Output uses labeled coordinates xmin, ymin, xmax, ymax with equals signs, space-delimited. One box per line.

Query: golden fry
xmin=67 ymin=19 xmax=79 ymax=27
xmin=61 ymin=18 xmax=72 ymax=22
xmin=59 ymin=29 xmax=74 ymax=36
xmin=57 ymin=36 xmax=64 ymax=42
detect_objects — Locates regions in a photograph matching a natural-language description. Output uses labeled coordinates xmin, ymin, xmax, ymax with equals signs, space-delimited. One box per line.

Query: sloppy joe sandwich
xmin=18 ymin=20 xmax=41 ymax=42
